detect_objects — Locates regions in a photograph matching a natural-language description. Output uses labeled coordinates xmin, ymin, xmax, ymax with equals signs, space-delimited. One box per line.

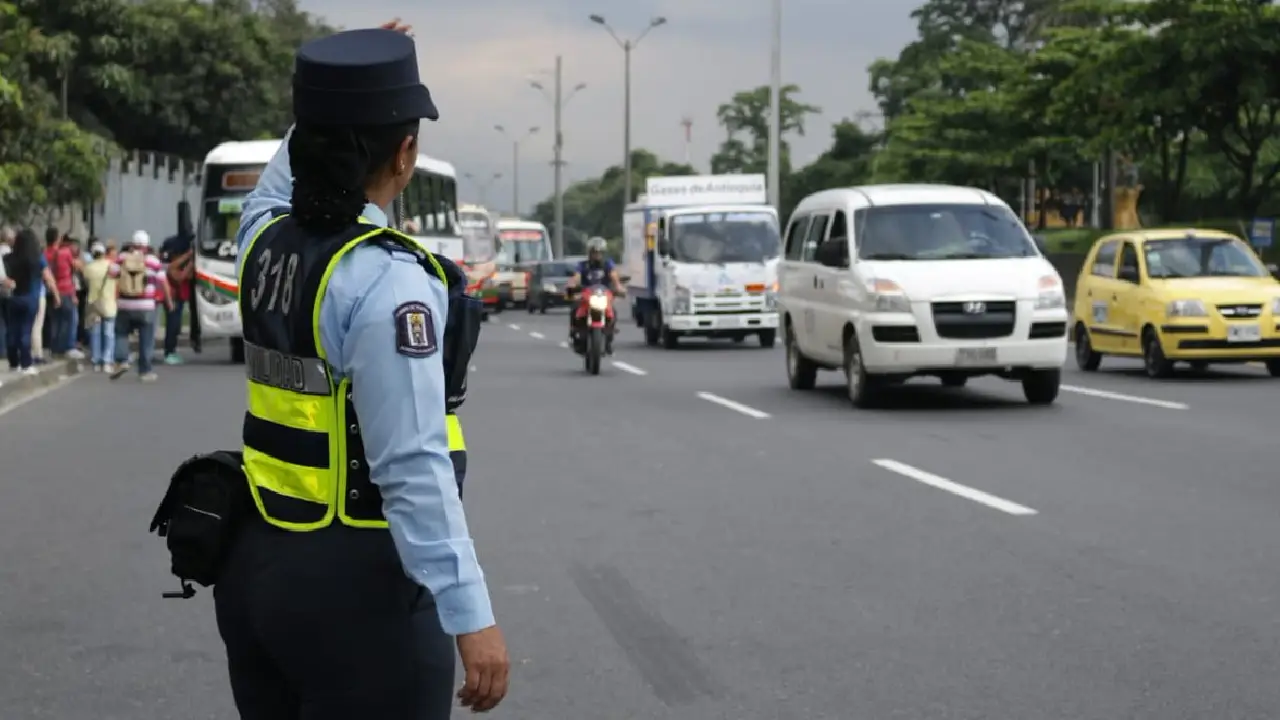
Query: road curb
xmin=0 ymin=359 xmax=84 ymax=410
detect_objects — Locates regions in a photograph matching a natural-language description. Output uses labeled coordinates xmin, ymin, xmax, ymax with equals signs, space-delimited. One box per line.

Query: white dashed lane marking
xmin=529 ymin=332 xmax=545 ymax=339
xmin=696 ymin=392 xmax=770 ymax=418
xmin=611 ymin=361 xmax=647 ymax=376
xmin=507 ymin=324 xmax=521 ymax=330
xmin=1060 ymin=384 xmax=1188 ymax=410
xmin=872 ymin=459 xmax=1037 ymax=516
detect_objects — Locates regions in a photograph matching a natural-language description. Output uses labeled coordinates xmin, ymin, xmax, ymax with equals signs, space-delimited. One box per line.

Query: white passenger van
xmin=778 ymin=184 xmax=1068 ymax=407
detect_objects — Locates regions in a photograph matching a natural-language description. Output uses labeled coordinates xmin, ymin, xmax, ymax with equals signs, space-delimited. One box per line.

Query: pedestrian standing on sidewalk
xmin=83 ymin=241 xmax=118 ymax=372
xmin=0 ymin=227 xmax=13 ymax=345
xmin=4 ymin=229 xmax=60 ymax=375
xmin=159 ymin=230 xmax=194 ymax=365
xmin=109 ymin=231 xmax=171 ymax=382
xmin=44 ymin=228 xmax=81 ymax=360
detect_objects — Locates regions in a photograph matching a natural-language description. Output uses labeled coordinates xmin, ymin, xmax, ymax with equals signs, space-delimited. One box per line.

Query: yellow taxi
xmin=1072 ymin=228 xmax=1280 ymax=378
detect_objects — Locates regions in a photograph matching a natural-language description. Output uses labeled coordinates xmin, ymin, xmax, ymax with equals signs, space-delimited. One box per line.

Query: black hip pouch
xmin=443 ymin=292 xmax=483 ymax=413
xmin=148 ymin=450 xmax=250 ymax=598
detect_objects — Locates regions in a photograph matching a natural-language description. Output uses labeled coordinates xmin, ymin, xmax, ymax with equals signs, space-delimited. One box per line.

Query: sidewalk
xmin=0 ymin=359 xmax=85 ymax=409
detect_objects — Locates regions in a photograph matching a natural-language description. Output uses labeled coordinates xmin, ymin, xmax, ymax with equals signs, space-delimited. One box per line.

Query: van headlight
xmin=868 ymin=279 xmax=910 ymax=314
xmin=1035 ymin=291 xmax=1065 ymax=309
xmin=1167 ymin=299 xmax=1207 ymax=317
xmin=588 ymin=294 xmax=609 ymax=311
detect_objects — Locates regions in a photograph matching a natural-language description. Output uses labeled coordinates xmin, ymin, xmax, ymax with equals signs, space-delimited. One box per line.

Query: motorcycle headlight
xmin=588 ymin=294 xmax=609 ymax=310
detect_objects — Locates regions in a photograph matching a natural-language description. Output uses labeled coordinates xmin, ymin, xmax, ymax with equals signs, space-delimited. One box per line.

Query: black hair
xmin=289 ymin=120 xmax=420 ymax=234
xmin=9 ymin=228 xmax=43 ymax=291
xmin=45 ymin=226 xmax=60 ymax=247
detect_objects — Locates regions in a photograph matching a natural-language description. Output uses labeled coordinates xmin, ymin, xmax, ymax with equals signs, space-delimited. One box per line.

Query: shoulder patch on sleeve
xmin=394 ymin=301 xmax=437 ymax=358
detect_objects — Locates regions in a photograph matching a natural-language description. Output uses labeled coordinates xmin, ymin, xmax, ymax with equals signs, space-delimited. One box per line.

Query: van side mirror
xmin=657 ymin=238 xmax=671 ymax=256
xmin=1032 ymin=234 xmax=1047 ymax=254
xmin=1118 ymin=265 xmax=1139 ymax=283
xmin=816 ymin=238 xmax=849 ymax=268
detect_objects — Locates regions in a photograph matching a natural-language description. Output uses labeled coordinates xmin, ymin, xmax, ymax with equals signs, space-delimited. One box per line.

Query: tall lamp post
xmin=767 ymin=0 xmax=781 ymax=211
xmin=530 ymin=58 xmax=586 ymax=258
xmin=463 ymin=171 xmax=502 ymax=207
xmin=587 ymin=14 xmax=667 ymax=211
xmin=494 ymin=125 xmax=539 ymax=217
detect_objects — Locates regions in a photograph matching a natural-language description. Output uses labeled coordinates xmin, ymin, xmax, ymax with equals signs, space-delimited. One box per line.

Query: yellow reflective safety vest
xmin=237 ymin=214 xmax=467 ymax=531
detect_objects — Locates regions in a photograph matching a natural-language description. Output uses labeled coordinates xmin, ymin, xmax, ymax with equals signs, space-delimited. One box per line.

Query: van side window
xmin=829 ymin=210 xmax=848 ymax=240
xmin=1091 ymin=240 xmax=1118 ymax=277
xmin=784 ymin=216 xmax=810 ymax=260
xmin=801 ymin=214 xmax=830 ymax=262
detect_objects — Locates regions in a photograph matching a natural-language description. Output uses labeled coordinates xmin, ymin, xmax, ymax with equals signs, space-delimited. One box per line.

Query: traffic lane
xmin=0 ymin=359 xmax=242 ymax=719
xmin=468 ymin=323 xmax=1280 ymax=718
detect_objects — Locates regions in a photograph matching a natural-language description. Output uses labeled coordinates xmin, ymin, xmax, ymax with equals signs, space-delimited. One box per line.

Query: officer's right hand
xmin=456 ymin=625 xmax=510 ymax=712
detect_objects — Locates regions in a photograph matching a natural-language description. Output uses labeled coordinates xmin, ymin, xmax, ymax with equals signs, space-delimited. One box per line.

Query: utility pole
xmin=766 ymin=0 xmax=782 ymax=211
xmin=494 ymin=125 xmax=538 ymax=217
xmin=463 ymin=171 xmax=502 ymax=208
xmin=530 ymin=60 xmax=585 ymax=258
xmin=588 ymin=14 xmax=668 ymax=211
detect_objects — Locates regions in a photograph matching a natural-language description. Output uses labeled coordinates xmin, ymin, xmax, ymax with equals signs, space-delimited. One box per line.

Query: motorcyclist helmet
xmin=586 ymin=236 xmax=607 ymax=263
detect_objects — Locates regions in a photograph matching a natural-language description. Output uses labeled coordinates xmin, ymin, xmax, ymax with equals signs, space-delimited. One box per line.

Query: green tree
xmin=0 ymin=0 xmax=107 ymax=220
xmin=783 ymin=120 xmax=878 ymax=218
xmin=531 ymin=149 xmax=695 ymax=245
xmin=708 ymin=84 xmax=820 ymax=175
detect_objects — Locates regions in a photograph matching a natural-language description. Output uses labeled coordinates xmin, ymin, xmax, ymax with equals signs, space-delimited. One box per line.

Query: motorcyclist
xmin=566 ymin=237 xmax=624 ymax=354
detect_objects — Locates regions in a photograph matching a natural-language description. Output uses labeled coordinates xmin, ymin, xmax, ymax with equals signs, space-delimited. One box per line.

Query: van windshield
xmin=855 ymin=204 xmax=1036 ymax=261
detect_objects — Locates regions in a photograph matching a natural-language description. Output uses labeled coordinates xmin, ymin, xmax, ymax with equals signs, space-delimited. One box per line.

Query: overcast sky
xmin=300 ymin=0 xmax=918 ymax=214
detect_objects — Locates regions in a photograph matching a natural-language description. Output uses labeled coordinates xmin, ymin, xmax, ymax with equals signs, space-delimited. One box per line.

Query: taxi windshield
xmin=856 ymin=204 xmax=1036 ymax=260
xmin=1143 ymin=236 xmax=1266 ymax=279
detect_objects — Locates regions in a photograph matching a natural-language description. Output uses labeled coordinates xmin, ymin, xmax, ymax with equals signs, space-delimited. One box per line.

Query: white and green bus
xmin=194 ymin=139 xmax=465 ymax=362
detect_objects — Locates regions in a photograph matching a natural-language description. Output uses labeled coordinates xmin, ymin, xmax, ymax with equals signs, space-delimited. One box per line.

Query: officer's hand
xmin=379 ymin=18 xmax=413 ymax=35
xmin=456 ymin=625 xmax=510 ymax=712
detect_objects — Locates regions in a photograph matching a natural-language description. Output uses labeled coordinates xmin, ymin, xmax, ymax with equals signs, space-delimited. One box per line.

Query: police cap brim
xmin=293 ymin=28 xmax=439 ymax=125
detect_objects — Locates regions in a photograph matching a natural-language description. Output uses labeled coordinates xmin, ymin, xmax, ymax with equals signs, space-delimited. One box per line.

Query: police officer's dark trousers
xmin=214 ymin=516 xmax=456 ymax=719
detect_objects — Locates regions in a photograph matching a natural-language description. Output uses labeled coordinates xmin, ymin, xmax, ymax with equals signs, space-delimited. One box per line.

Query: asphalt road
xmin=3 ymin=306 xmax=1280 ymax=719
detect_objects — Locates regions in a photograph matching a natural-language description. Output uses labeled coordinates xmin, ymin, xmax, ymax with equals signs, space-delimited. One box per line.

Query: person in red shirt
xmin=43 ymin=228 xmax=82 ymax=359
xmin=160 ymin=232 xmax=194 ymax=364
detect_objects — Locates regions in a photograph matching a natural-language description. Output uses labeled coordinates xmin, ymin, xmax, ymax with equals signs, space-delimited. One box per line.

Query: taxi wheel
xmin=1074 ymin=323 xmax=1101 ymax=371
xmin=940 ymin=374 xmax=967 ymax=388
xmin=785 ymin=324 xmax=817 ymax=390
xmin=1188 ymin=361 xmax=1209 ymax=373
xmin=1266 ymin=360 xmax=1280 ymax=377
xmin=1142 ymin=327 xmax=1174 ymax=378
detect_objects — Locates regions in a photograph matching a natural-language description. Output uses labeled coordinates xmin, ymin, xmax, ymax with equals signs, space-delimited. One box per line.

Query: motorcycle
xmin=568 ymin=285 xmax=615 ymax=375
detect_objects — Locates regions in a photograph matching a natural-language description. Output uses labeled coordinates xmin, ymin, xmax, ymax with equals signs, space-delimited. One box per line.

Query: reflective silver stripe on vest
xmin=244 ymin=341 xmax=332 ymax=395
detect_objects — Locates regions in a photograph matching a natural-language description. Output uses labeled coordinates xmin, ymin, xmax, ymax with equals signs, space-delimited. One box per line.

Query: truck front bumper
xmin=666 ymin=312 xmax=778 ymax=334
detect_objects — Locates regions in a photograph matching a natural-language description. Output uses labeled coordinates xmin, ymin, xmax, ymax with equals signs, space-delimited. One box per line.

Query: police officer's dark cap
xmin=293 ymin=28 xmax=439 ymax=126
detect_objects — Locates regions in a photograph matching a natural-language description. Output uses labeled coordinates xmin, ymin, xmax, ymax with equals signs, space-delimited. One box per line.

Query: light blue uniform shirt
xmin=236 ymin=130 xmax=494 ymax=636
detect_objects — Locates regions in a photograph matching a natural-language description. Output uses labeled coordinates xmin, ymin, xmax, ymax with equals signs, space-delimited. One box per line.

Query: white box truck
xmin=623 ymin=174 xmax=781 ymax=348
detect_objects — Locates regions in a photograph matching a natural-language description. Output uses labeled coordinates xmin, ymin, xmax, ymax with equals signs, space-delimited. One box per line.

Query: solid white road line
xmin=507 ymin=323 xmax=521 ymax=330
xmin=1061 ymin=384 xmax=1188 ymax=410
xmin=696 ymin=391 xmax=770 ymax=418
xmin=0 ymin=372 xmax=86 ymax=418
xmin=529 ymin=331 xmax=545 ymax=339
xmin=611 ymin=361 xmax=647 ymax=376
xmin=872 ymin=459 xmax=1038 ymax=516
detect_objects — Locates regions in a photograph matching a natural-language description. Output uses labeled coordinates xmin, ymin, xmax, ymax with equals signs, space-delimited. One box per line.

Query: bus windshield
xmin=458 ymin=211 xmax=496 ymax=262
xmin=496 ymin=229 xmax=550 ymax=264
xmin=669 ymin=211 xmax=780 ymax=263
xmin=198 ymin=197 xmax=247 ymax=260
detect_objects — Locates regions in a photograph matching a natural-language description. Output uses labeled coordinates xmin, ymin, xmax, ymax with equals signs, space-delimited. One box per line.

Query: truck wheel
xmin=661 ymin=325 xmax=680 ymax=349
xmin=758 ymin=329 xmax=776 ymax=348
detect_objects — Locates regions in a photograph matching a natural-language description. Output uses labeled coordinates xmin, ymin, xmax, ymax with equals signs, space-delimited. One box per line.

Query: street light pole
xmin=463 ymin=171 xmax=502 ymax=207
xmin=494 ymin=125 xmax=538 ymax=216
xmin=530 ymin=61 xmax=586 ymax=258
xmin=767 ymin=0 xmax=781 ymax=211
xmin=588 ymin=14 xmax=667 ymax=210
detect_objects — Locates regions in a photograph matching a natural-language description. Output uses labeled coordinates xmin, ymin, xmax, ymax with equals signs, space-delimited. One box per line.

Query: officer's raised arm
xmin=235 ymin=127 xmax=295 ymax=258
xmin=334 ymin=257 xmax=493 ymax=633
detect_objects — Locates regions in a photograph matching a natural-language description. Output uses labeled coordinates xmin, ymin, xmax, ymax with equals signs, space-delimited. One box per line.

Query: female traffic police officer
xmin=213 ymin=21 xmax=509 ymax=718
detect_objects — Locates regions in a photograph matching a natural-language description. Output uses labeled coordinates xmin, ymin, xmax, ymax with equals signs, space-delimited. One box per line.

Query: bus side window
xmin=424 ymin=175 xmax=439 ymax=232
xmin=403 ymin=171 xmax=426 ymax=232
xmin=441 ymin=176 xmax=458 ymax=234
